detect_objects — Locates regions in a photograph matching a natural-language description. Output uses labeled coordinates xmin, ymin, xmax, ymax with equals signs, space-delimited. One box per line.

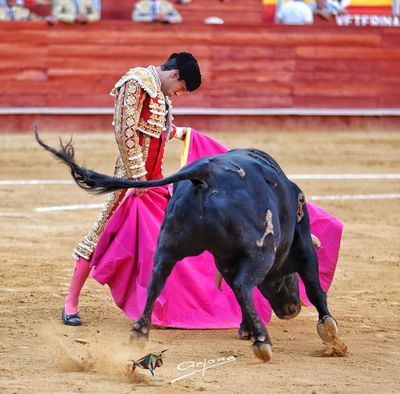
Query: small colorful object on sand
xmin=130 ymin=349 xmax=167 ymax=377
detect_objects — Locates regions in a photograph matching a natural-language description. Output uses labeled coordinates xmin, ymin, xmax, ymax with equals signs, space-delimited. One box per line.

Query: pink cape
xmin=91 ymin=129 xmax=343 ymax=328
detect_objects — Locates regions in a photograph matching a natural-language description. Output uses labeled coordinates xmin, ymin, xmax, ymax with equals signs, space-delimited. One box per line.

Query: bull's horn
xmin=311 ymin=234 xmax=322 ymax=249
xmin=214 ymin=271 xmax=223 ymax=290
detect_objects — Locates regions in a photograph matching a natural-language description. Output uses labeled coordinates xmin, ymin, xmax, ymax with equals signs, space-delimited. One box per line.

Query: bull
xmin=36 ymin=132 xmax=338 ymax=362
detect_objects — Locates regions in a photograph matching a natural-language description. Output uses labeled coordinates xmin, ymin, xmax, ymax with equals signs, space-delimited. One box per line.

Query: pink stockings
xmin=64 ymin=257 xmax=92 ymax=315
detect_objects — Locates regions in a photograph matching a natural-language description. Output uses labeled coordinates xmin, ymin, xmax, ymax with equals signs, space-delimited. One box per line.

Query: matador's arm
xmin=113 ymin=80 xmax=148 ymax=179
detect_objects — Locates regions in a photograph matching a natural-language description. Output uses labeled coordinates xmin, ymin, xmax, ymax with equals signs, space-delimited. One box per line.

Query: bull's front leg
xmin=230 ymin=257 xmax=275 ymax=362
xmin=238 ymin=319 xmax=252 ymax=341
xmin=232 ymin=281 xmax=272 ymax=361
xmin=218 ymin=269 xmax=252 ymax=340
xmin=130 ymin=251 xmax=177 ymax=342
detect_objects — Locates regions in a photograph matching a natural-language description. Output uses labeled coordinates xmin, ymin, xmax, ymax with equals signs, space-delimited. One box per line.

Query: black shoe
xmin=61 ymin=308 xmax=82 ymax=326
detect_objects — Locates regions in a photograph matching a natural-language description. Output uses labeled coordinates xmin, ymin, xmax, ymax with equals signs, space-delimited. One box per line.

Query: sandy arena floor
xmin=0 ymin=130 xmax=399 ymax=393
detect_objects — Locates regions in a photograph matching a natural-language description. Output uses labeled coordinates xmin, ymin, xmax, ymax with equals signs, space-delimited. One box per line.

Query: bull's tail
xmin=34 ymin=131 xmax=208 ymax=195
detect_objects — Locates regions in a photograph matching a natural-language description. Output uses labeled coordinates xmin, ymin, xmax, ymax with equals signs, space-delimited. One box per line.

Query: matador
xmin=62 ymin=52 xmax=201 ymax=325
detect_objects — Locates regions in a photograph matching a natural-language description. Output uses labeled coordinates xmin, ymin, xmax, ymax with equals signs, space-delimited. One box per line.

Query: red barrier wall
xmin=0 ymin=22 xmax=399 ymax=131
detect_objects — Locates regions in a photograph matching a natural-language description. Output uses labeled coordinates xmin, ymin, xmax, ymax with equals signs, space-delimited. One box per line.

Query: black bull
xmin=36 ymin=132 xmax=338 ymax=362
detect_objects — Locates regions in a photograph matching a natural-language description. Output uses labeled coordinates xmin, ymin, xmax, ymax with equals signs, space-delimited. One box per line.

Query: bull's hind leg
xmin=130 ymin=250 xmax=178 ymax=342
xmin=295 ymin=236 xmax=338 ymax=343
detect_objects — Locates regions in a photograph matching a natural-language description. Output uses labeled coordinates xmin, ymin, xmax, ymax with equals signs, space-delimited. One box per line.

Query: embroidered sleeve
xmin=114 ymin=80 xmax=147 ymax=179
xmin=73 ymin=155 xmax=127 ymax=261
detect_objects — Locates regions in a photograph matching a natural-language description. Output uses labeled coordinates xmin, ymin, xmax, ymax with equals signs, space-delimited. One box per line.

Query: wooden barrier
xmin=0 ymin=22 xmax=399 ymax=131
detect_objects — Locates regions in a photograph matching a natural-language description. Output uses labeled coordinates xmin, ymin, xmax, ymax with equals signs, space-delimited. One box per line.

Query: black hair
xmin=161 ymin=52 xmax=201 ymax=92
xmin=161 ymin=57 xmax=179 ymax=71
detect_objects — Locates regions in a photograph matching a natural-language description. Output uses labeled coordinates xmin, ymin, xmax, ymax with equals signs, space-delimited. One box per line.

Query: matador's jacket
xmin=73 ymin=65 xmax=177 ymax=261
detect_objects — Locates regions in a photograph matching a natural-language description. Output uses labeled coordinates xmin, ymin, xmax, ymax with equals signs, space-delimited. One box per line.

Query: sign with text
xmin=336 ymin=13 xmax=400 ymax=25
xmin=262 ymin=0 xmax=393 ymax=23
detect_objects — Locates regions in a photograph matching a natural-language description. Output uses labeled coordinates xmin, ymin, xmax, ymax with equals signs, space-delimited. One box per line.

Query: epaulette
xmin=110 ymin=67 xmax=159 ymax=99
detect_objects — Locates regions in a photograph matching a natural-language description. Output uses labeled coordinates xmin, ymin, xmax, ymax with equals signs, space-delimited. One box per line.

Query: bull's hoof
xmin=237 ymin=327 xmax=252 ymax=340
xmin=252 ymin=342 xmax=272 ymax=362
xmin=130 ymin=323 xmax=149 ymax=345
xmin=317 ymin=315 xmax=338 ymax=343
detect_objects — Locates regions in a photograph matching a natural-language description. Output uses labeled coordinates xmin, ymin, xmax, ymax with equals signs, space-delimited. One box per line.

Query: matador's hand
xmin=175 ymin=127 xmax=190 ymax=140
xmin=135 ymin=175 xmax=147 ymax=196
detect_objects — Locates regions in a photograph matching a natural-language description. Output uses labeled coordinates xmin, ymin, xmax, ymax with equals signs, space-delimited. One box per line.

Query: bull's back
xmin=174 ymin=150 xmax=298 ymax=256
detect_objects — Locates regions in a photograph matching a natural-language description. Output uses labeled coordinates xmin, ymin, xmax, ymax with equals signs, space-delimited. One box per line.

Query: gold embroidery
xmin=115 ymin=80 xmax=147 ymax=179
xmin=126 ymin=117 xmax=135 ymax=127
xmin=110 ymin=67 xmax=160 ymax=99
xmin=141 ymin=135 xmax=151 ymax=163
xmin=73 ymin=155 xmax=127 ymax=261
xmin=126 ymin=140 xmax=135 ymax=149
xmin=137 ymin=92 xmax=167 ymax=138
xmin=137 ymin=120 xmax=163 ymax=138
xmin=129 ymin=153 xmax=143 ymax=160
xmin=149 ymin=94 xmax=167 ymax=113
xmin=147 ymin=65 xmax=162 ymax=92
xmin=149 ymin=110 xmax=166 ymax=116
